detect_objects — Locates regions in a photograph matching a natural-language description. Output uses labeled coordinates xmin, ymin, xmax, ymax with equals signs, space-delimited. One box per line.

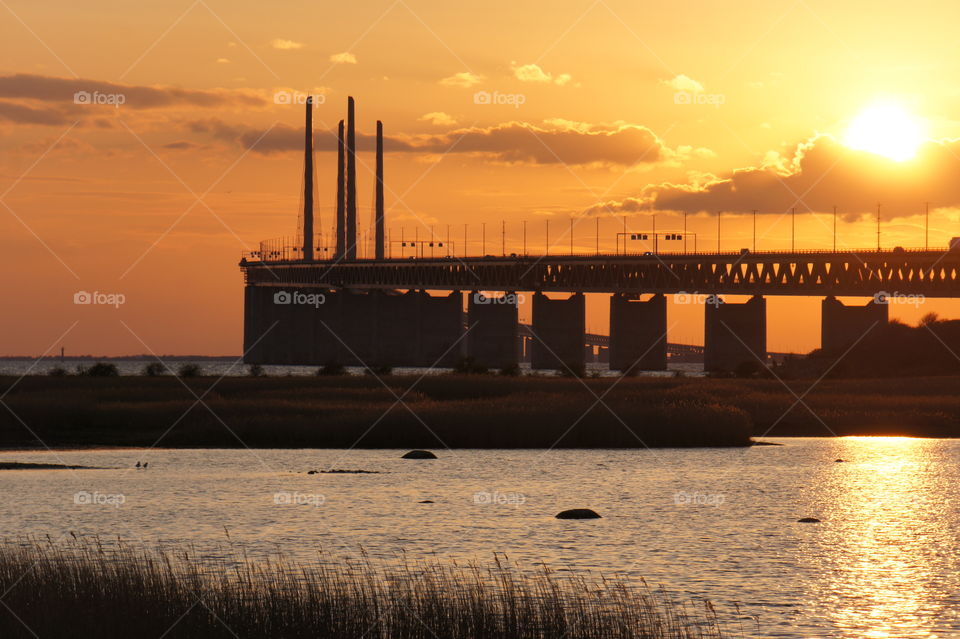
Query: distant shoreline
xmin=0 ymin=374 xmax=750 ymax=449
xmin=0 ymin=355 xmax=241 ymax=361
xmin=1 ymin=374 xmax=957 ymax=449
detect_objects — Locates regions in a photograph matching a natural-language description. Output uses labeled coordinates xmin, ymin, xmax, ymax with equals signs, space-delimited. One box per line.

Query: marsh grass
xmin=0 ymin=539 xmax=726 ymax=639
xmin=0 ymin=375 xmax=752 ymax=448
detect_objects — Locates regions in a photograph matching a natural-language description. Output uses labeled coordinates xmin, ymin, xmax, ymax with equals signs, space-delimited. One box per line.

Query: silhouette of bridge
xmin=242 ymin=247 xmax=960 ymax=298
xmin=240 ymin=96 xmax=957 ymax=372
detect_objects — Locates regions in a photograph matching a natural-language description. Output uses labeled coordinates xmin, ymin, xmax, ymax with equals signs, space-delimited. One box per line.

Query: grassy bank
xmin=2 ymin=373 xmax=957 ymax=449
xmin=0 ymin=540 xmax=725 ymax=639
xmin=0 ymin=375 xmax=752 ymax=448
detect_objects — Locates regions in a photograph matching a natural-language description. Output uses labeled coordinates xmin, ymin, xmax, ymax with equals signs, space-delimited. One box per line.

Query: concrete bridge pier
xmin=418 ymin=291 xmax=463 ymax=367
xmin=531 ymin=292 xmax=586 ymax=371
xmin=310 ymin=289 xmax=342 ymax=364
xmin=243 ymin=285 xmax=269 ymax=364
xmin=466 ymin=292 xmax=519 ymax=369
xmin=373 ymin=290 xmax=421 ymax=366
xmin=821 ymin=296 xmax=888 ymax=353
xmin=257 ymin=287 xmax=300 ymax=364
xmin=337 ymin=289 xmax=378 ymax=365
xmin=609 ymin=293 xmax=668 ymax=371
xmin=704 ymin=295 xmax=766 ymax=372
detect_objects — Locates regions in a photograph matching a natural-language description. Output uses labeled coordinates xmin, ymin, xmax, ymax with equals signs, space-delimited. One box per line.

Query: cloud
xmin=511 ymin=62 xmax=573 ymax=86
xmin=661 ymin=74 xmax=704 ymax=93
xmin=0 ymin=73 xmax=267 ymax=110
xmin=199 ymin=118 xmax=671 ymax=166
xmin=418 ymin=112 xmax=457 ymax=126
xmin=0 ymin=100 xmax=72 ymax=125
xmin=428 ymin=121 xmax=666 ymax=166
xmin=329 ymin=52 xmax=357 ymax=64
xmin=584 ymin=135 xmax=960 ymax=218
xmin=439 ymin=72 xmax=483 ymax=88
xmin=272 ymin=39 xmax=303 ymax=50
xmin=162 ymin=141 xmax=202 ymax=150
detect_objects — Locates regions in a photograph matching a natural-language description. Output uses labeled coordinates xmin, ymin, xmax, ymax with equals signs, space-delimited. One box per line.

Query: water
xmin=1 ymin=438 xmax=958 ymax=637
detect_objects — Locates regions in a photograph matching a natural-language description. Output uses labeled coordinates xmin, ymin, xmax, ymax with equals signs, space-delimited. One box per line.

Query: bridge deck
xmin=241 ymin=247 xmax=960 ymax=297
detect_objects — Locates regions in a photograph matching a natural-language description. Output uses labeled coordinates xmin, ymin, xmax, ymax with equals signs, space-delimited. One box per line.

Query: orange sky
xmin=3 ymin=0 xmax=960 ymax=356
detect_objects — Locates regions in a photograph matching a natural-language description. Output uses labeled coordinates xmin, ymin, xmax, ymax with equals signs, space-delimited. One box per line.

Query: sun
xmin=844 ymin=102 xmax=924 ymax=162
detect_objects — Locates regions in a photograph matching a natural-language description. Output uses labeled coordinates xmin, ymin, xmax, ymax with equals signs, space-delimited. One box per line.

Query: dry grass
xmin=4 ymin=372 xmax=954 ymax=448
xmin=0 ymin=539 xmax=727 ymax=639
xmin=0 ymin=375 xmax=752 ymax=448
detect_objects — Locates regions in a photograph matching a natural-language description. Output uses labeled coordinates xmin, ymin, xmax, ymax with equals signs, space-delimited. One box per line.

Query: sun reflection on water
xmin=800 ymin=437 xmax=960 ymax=637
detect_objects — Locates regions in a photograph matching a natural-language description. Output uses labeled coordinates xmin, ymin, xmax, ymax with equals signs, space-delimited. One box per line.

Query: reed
xmin=0 ymin=375 xmax=752 ymax=448
xmin=0 ymin=539 xmax=726 ymax=639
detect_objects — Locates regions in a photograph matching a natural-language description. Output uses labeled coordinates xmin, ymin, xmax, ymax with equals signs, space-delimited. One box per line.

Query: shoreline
xmin=2 ymin=374 xmax=958 ymax=449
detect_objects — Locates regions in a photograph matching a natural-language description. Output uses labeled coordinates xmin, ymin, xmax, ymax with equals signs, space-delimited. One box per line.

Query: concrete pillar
xmin=598 ymin=346 xmax=609 ymax=363
xmin=466 ymin=292 xmax=519 ymax=369
xmin=373 ymin=290 xmax=420 ymax=366
xmin=609 ymin=293 xmax=667 ymax=371
xmin=704 ymin=295 xmax=766 ymax=372
xmin=311 ymin=289 xmax=341 ymax=364
xmin=583 ymin=345 xmax=596 ymax=363
xmin=821 ymin=296 xmax=888 ymax=353
xmin=289 ymin=289 xmax=316 ymax=364
xmin=337 ymin=289 xmax=377 ymax=365
xmin=531 ymin=292 xmax=585 ymax=371
xmin=419 ymin=291 xmax=463 ymax=367
xmin=269 ymin=288 xmax=298 ymax=364
xmin=243 ymin=285 xmax=265 ymax=363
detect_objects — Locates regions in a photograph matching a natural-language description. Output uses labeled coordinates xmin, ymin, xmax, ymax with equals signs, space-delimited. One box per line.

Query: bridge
xmin=241 ymin=247 xmax=960 ymax=297
xmin=240 ymin=96 xmax=957 ymax=373
xmin=241 ymin=246 xmax=944 ymax=371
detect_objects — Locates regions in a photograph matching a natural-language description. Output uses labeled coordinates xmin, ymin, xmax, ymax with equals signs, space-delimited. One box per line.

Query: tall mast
xmin=346 ymin=96 xmax=357 ymax=260
xmin=375 ymin=120 xmax=385 ymax=260
xmin=302 ymin=95 xmax=314 ymax=261
xmin=335 ymin=119 xmax=345 ymax=259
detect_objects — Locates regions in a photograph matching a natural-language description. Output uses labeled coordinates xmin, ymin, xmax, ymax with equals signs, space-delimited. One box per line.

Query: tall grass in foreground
xmin=0 ymin=539 xmax=727 ymax=639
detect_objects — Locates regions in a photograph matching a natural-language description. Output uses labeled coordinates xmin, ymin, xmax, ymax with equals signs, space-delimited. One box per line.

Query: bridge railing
xmin=242 ymin=243 xmax=950 ymax=264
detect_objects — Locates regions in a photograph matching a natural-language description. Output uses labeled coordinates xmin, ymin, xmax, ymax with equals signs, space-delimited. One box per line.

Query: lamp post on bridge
xmin=791 ymin=207 xmax=795 ymax=252
xmin=876 ymin=203 xmax=881 ymax=251
xmin=716 ymin=210 xmax=721 ymax=253
xmin=833 ymin=205 xmax=837 ymax=252
xmin=595 ymin=217 xmax=599 ymax=255
xmin=683 ymin=211 xmax=687 ymax=253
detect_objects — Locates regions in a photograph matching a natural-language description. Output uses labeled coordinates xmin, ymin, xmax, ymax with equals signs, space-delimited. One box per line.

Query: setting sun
xmin=844 ymin=102 xmax=924 ymax=161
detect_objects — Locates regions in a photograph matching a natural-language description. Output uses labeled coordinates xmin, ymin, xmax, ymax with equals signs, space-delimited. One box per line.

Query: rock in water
xmin=797 ymin=517 xmax=821 ymax=523
xmin=834 ymin=459 xmax=844 ymax=462
xmin=402 ymin=450 xmax=437 ymax=460
xmin=555 ymin=508 xmax=601 ymax=520
xmin=418 ymin=500 xmax=434 ymax=504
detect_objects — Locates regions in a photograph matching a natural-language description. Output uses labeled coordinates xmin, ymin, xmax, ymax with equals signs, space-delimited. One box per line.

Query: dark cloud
xmin=586 ymin=135 xmax=960 ymax=218
xmin=162 ymin=141 xmax=202 ymax=150
xmin=0 ymin=100 xmax=72 ymax=125
xmin=198 ymin=119 xmax=669 ymax=166
xmin=0 ymin=73 xmax=267 ymax=109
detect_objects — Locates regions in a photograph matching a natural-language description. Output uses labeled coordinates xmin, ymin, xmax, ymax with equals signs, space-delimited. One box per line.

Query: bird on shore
xmin=135 ymin=462 xmax=141 ymax=469
xmin=143 ymin=462 xmax=148 ymax=469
